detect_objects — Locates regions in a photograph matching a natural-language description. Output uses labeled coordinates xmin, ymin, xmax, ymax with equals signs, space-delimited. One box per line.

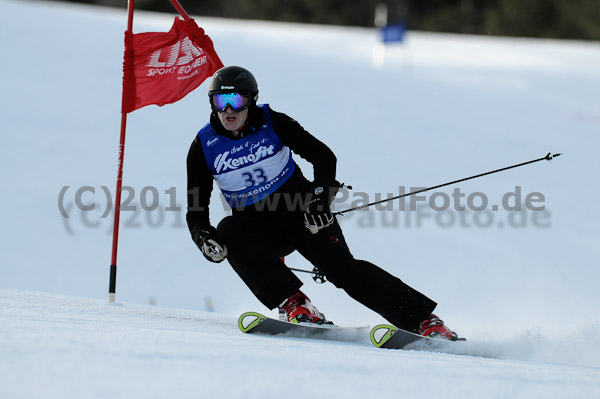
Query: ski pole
xmin=288 ymin=267 xmax=327 ymax=283
xmin=334 ymin=152 xmax=561 ymax=216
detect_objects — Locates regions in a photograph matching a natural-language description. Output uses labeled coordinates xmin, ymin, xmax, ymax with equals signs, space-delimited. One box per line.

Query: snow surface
xmin=1 ymin=289 xmax=599 ymax=399
xmin=1 ymin=0 xmax=600 ymax=397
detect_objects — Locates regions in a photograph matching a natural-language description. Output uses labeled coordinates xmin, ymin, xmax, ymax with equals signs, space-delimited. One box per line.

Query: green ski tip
xmin=238 ymin=312 xmax=267 ymax=333
xmin=370 ymin=324 xmax=398 ymax=348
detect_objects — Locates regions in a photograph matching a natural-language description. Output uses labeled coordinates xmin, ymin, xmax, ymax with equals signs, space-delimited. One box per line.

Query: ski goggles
xmin=210 ymin=92 xmax=250 ymax=112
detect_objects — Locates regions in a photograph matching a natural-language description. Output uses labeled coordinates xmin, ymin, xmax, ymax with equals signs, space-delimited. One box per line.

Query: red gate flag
xmin=122 ymin=17 xmax=224 ymax=113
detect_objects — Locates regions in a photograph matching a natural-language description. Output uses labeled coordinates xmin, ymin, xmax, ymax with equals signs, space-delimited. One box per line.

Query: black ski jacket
xmin=186 ymin=106 xmax=337 ymax=246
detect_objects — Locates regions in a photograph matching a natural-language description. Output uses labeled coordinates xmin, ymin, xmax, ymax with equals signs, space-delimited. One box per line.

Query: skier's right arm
xmin=186 ymin=136 xmax=215 ymax=248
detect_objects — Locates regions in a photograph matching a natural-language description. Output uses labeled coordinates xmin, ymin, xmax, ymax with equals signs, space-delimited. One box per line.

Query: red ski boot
xmin=279 ymin=291 xmax=328 ymax=324
xmin=419 ymin=314 xmax=460 ymax=341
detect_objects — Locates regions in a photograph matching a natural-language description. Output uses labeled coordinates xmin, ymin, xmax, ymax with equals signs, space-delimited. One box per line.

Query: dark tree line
xmin=54 ymin=0 xmax=600 ymax=41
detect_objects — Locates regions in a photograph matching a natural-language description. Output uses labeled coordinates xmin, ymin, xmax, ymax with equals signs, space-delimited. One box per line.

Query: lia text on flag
xmin=122 ymin=17 xmax=224 ymax=113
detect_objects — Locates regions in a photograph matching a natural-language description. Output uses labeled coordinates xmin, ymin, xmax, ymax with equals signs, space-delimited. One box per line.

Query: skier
xmin=186 ymin=65 xmax=460 ymax=340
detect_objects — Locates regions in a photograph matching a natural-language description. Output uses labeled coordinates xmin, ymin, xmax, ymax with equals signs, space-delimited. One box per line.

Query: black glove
xmin=303 ymin=180 xmax=339 ymax=234
xmin=195 ymin=226 xmax=228 ymax=263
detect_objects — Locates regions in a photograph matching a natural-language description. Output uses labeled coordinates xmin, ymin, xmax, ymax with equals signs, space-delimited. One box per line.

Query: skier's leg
xmin=216 ymin=214 xmax=302 ymax=309
xmin=290 ymin=218 xmax=436 ymax=332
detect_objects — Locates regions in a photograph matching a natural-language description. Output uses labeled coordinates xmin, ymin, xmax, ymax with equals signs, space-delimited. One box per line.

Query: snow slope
xmin=2 ymin=289 xmax=599 ymax=399
xmin=1 ymin=0 xmax=600 ymax=397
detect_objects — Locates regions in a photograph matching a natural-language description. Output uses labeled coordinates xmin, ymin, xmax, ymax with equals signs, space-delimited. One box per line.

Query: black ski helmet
xmin=208 ymin=66 xmax=259 ymax=104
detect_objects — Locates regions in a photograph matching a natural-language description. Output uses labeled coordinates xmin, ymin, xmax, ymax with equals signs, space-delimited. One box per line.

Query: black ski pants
xmin=216 ymin=210 xmax=436 ymax=332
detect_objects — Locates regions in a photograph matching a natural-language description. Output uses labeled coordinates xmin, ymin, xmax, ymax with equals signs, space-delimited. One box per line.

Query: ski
xmin=370 ymin=324 xmax=426 ymax=349
xmin=238 ymin=312 xmax=370 ymax=343
xmin=370 ymin=324 xmax=465 ymax=350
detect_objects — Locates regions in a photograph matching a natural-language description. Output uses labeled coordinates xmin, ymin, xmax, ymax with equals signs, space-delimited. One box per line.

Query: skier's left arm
xmin=269 ymin=108 xmax=338 ymax=196
xmin=270 ymin=108 xmax=340 ymax=233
